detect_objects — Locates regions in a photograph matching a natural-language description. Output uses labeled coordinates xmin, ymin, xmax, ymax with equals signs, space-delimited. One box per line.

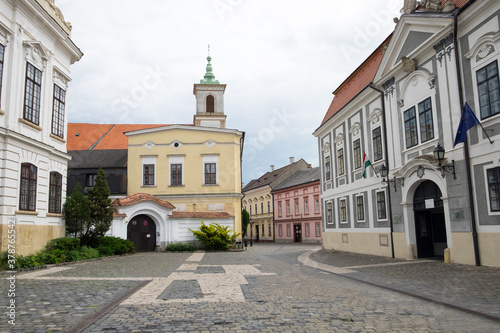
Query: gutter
xmin=452 ymin=0 xmax=480 ymax=266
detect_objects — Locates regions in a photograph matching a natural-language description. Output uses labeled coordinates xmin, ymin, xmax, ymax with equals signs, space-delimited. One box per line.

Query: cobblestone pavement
xmin=0 ymin=244 xmax=499 ymax=332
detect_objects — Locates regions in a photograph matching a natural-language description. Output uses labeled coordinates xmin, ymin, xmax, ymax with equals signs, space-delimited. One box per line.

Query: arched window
xmin=206 ymin=95 xmax=215 ymax=113
xmin=20 ymin=163 xmax=37 ymax=211
xmin=49 ymin=172 xmax=62 ymax=214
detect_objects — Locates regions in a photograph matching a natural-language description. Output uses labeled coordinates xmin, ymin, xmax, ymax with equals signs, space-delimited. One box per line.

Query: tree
xmin=83 ymin=168 xmax=114 ymax=244
xmin=62 ymin=183 xmax=91 ymax=238
xmin=241 ymin=208 xmax=250 ymax=239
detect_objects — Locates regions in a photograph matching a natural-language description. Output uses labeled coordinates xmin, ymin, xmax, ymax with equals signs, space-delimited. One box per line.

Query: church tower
xmin=193 ymin=53 xmax=227 ymax=128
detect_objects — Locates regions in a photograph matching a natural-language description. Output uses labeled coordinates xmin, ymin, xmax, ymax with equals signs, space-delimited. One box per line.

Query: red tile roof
xmin=67 ymin=123 xmax=169 ymax=150
xmin=112 ymin=193 xmax=175 ymax=209
xmin=321 ymin=35 xmax=392 ymax=126
xmin=170 ymin=211 xmax=234 ymax=219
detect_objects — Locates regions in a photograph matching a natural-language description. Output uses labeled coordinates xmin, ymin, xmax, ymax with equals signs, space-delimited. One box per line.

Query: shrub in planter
xmin=190 ymin=222 xmax=240 ymax=251
xmin=166 ymin=242 xmax=197 ymax=252
xmin=79 ymin=246 xmax=100 ymax=260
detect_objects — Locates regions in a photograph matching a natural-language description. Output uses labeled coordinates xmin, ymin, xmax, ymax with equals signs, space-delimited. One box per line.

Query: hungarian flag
xmin=362 ymin=152 xmax=372 ymax=179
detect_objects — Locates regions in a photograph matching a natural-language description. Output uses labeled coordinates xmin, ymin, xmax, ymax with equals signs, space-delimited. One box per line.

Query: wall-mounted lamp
xmin=433 ymin=143 xmax=456 ymax=179
xmin=379 ymin=164 xmax=397 ymax=191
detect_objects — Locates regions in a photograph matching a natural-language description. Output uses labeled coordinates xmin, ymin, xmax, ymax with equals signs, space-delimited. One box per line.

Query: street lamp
xmin=379 ymin=164 xmax=397 ymax=191
xmin=249 ymin=219 xmax=253 ymax=247
xmin=433 ymin=143 xmax=456 ymax=179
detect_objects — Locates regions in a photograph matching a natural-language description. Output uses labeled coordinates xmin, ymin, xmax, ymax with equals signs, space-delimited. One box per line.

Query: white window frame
xmin=202 ymin=154 xmax=218 ymax=186
xmin=168 ymin=155 xmax=185 ymax=186
xmin=141 ymin=156 xmax=157 ymax=187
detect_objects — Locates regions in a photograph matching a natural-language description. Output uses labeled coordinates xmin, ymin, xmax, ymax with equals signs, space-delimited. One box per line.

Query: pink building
xmin=272 ymin=167 xmax=322 ymax=243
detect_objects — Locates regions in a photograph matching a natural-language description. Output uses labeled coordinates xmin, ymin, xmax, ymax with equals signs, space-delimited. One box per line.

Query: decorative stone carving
xmin=335 ymin=134 xmax=344 ymax=146
xmin=478 ymin=44 xmax=494 ymax=59
xmin=401 ymin=57 xmax=416 ymax=74
xmin=418 ymin=0 xmax=442 ymax=12
xmin=442 ymin=0 xmax=456 ymax=12
xmin=24 ymin=41 xmax=49 ymax=69
xmin=322 ymin=142 xmax=330 ymax=154
xmin=434 ymin=33 xmax=455 ymax=66
xmin=349 ymin=122 xmax=361 ymax=137
xmin=382 ymin=77 xmax=395 ymax=98
xmin=428 ymin=75 xmax=436 ymax=89
xmin=398 ymin=98 xmax=404 ymax=108
xmin=403 ymin=0 xmax=417 ymax=14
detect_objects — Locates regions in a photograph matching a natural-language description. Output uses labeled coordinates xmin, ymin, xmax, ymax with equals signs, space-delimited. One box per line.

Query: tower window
xmin=206 ymin=95 xmax=215 ymax=113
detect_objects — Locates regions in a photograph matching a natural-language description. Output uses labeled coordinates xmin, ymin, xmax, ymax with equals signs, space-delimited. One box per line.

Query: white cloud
xmin=58 ymin=0 xmax=400 ymax=184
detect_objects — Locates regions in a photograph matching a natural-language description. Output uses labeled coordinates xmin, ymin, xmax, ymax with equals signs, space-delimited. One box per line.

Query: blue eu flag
xmin=454 ymin=102 xmax=480 ymax=147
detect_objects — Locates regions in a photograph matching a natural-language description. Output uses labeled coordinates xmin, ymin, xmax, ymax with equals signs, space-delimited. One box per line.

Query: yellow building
xmin=109 ymin=56 xmax=244 ymax=250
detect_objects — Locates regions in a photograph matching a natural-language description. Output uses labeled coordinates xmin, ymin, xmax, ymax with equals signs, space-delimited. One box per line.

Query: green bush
xmin=17 ymin=255 xmax=42 ymax=268
xmin=79 ymin=246 xmax=100 ymax=260
xmin=166 ymin=242 xmax=197 ymax=252
xmin=45 ymin=237 xmax=81 ymax=252
xmin=190 ymin=222 xmax=240 ymax=251
xmin=36 ymin=252 xmax=62 ymax=265
xmin=88 ymin=236 xmax=135 ymax=256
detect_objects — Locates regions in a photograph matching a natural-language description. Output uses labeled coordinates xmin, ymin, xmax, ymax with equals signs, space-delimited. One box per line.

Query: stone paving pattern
xmin=309 ymin=248 xmax=500 ymax=319
xmin=0 ymin=244 xmax=499 ymax=332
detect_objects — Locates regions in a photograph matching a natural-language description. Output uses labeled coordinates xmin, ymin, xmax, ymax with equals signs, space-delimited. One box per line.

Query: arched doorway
xmin=413 ymin=181 xmax=447 ymax=258
xmin=127 ymin=215 xmax=157 ymax=252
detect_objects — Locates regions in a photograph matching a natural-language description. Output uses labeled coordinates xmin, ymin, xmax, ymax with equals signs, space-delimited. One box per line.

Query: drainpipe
xmin=369 ymin=83 xmax=395 ymax=259
xmin=452 ymin=2 xmax=480 ymax=266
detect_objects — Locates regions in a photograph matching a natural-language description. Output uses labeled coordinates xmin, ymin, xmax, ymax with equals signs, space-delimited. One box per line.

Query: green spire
xmin=200 ymin=50 xmax=219 ymax=84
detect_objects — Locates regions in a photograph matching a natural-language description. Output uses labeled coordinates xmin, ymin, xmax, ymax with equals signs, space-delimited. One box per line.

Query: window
xmin=377 ymin=191 xmax=387 ymax=219
xmin=372 ymin=127 xmax=382 ymax=161
xmin=340 ymin=199 xmax=347 ymax=222
xmin=487 ymin=167 xmax=500 ymax=211
xmin=204 ymin=163 xmax=216 ymax=185
xmin=268 ymin=224 xmax=271 ymax=236
xmin=86 ymin=174 xmax=96 ymax=187
xmin=49 ymin=172 xmax=62 ymax=214
xmin=0 ymin=44 xmax=4 ymax=104
xmin=314 ymin=196 xmax=320 ymax=213
xmin=261 ymin=224 xmax=264 ymax=235
xmin=477 ymin=61 xmax=500 ymax=119
xmin=24 ymin=63 xmax=42 ymax=125
xmin=337 ymin=148 xmax=344 ymax=175
xmin=20 ymin=163 xmax=37 ymax=211
xmin=267 ymin=201 xmax=270 ymax=213
xmin=305 ymin=223 xmax=310 ymax=237
xmin=249 ymin=204 xmax=252 ymax=215
xmin=326 ymin=201 xmax=333 ymax=224
xmin=404 ymin=107 xmax=418 ymax=148
xmin=304 ymin=198 xmax=309 ymax=214
xmin=206 ymin=95 xmax=215 ymax=113
xmin=143 ymin=164 xmax=155 ymax=186
xmin=286 ymin=201 xmax=290 ymax=216
xmin=418 ymin=97 xmax=434 ymax=143
xmin=356 ymin=195 xmax=365 ymax=221
xmin=278 ymin=202 xmax=282 ymax=217
xmin=279 ymin=225 xmax=283 ymax=237
xmin=52 ymin=85 xmax=66 ymax=138
xmin=254 ymin=203 xmax=257 ymax=215
xmin=353 ymin=139 xmax=361 ymax=169
xmin=287 ymin=224 xmax=291 ymax=237
xmin=315 ymin=223 xmax=321 ymax=237
xmin=171 ymin=164 xmax=182 ymax=186
xmin=294 ymin=199 xmax=299 ymax=215
xmin=324 ymin=155 xmax=331 ymax=181
xmin=261 ymin=202 xmax=264 ymax=214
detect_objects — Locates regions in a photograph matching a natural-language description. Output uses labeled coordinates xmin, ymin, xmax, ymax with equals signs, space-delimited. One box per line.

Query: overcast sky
xmin=57 ymin=0 xmax=401 ymax=185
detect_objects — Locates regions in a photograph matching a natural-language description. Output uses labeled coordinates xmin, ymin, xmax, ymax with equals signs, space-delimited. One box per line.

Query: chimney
xmin=289 ymin=157 xmax=294 ymax=164
xmin=270 ymin=165 xmax=275 ymax=172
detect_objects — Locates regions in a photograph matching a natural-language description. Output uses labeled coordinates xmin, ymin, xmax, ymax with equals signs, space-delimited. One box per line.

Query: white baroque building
xmin=0 ymin=0 xmax=82 ymax=255
xmin=314 ymin=0 xmax=500 ymax=267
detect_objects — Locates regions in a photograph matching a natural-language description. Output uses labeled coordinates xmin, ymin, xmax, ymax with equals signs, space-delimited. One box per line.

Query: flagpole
xmin=477 ymin=121 xmax=494 ymax=144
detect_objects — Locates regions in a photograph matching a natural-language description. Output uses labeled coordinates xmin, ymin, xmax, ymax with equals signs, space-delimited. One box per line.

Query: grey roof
xmin=242 ymin=159 xmax=308 ymax=192
xmin=272 ymin=167 xmax=320 ymax=192
xmin=68 ymin=149 xmax=128 ymax=169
